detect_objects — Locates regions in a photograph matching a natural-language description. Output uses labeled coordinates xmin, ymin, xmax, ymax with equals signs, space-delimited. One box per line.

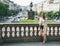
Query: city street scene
xmin=0 ymin=0 xmax=60 ymax=46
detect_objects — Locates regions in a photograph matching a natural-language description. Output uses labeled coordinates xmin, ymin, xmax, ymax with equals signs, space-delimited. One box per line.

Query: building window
xmin=49 ymin=0 xmax=54 ymax=4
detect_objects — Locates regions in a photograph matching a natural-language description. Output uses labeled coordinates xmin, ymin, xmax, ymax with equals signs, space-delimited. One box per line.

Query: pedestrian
xmin=38 ymin=13 xmax=48 ymax=43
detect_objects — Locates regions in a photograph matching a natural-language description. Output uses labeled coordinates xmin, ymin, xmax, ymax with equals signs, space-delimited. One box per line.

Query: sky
xmin=10 ymin=0 xmax=46 ymax=6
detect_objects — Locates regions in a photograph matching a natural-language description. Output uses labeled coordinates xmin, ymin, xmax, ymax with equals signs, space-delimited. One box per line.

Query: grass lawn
xmin=20 ymin=19 xmax=55 ymax=23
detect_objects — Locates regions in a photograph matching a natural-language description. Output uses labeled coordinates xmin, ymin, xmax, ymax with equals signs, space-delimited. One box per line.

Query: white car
xmin=14 ymin=18 xmax=20 ymax=21
xmin=56 ymin=20 xmax=60 ymax=22
xmin=20 ymin=17 xmax=25 ymax=20
xmin=34 ymin=16 xmax=39 ymax=20
xmin=8 ymin=16 xmax=13 ymax=19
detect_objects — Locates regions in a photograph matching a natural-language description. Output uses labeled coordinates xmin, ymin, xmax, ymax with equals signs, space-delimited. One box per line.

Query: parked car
xmin=34 ymin=16 xmax=39 ymax=20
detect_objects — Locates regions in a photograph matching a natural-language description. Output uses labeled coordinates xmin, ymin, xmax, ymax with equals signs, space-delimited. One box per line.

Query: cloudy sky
xmin=10 ymin=0 xmax=46 ymax=6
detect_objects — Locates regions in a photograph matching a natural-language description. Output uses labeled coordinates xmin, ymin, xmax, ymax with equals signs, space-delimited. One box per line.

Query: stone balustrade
xmin=0 ymin=23 xmax=60 ymax=43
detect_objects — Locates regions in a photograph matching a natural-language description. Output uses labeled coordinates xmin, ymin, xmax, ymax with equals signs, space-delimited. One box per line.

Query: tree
xmin=0 ymin=2 xmax=9 ymax=19
xmin=39 ymin=11 xmax=60 ymax=20
xmin=46 ymin=11 xmax=55 ymax=19
xmin=0 ymin=2 xmax=19 ymax=19
xmin=10 ymin=10 xmax=19 ymax=15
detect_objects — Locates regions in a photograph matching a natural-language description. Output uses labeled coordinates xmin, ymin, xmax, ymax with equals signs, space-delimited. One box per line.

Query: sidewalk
xmin=1 ymin=41 xmax=60 ymax=46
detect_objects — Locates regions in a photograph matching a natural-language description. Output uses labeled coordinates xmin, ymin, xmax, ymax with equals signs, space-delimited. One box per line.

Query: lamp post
xmin=30 ymin=2 xmax=33 ymax=11
xmin=41 ymin=2 xmax=43 ymax=12
xmin=35 ymin=4 xmax=37 ymax=15
xmin=41 ymin=0 xmax=46 ymax=12
xmin=59 ymin=0 xmax=60 ymax=11
xmin=58 ymin=0 xmax=60 ymax=19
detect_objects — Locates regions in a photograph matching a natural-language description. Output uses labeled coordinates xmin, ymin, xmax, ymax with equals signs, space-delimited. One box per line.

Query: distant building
xmin=48 ymin=0 xmax=60 ymax=3
xmin=1 ymin=0 xmax=10 ymax=4
xmin=19 ymin=6 xmax=28 ymax=17
xmin=8 ymin=2 xmax=18 ymax=10
xmin=22 ymin=7 xmax=28 ymax=17
xmin=27 ymin=0 xmax=60 ymax=13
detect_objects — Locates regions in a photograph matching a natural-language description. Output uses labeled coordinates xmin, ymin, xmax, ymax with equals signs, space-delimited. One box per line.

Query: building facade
xmin=1 ymin=0 xmax=19 ymax=10
xmin=27 ymin=0 xmax=60 ymax=13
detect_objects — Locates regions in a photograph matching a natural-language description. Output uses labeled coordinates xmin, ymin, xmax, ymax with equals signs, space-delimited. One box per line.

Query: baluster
xmin=49 ymin=27 xmax=53 ymax=36
xmin=38 ymin=26 xmax=40 ymax=31
xmin=34 ymin=27 xmax=37 ymax=36
xmin=55 ymin=27 xmax=58 ymax=36
xmin=21 ymin=26 xmax=24 ymax=37
xmin=16 ymin=27 xmax=19 ymax=37
xmin=25 ymin=26 xmax=28 ymax=37
xmin=30 ymin=27 xmax=33 ymax=36
xmin=46 ymin=27 xmax=50 ymax=36
xmin=51 ymin=27 xmax=53 ymax=36
xmin=12 ymin=27 xmax=15 ymax=37
xmin=2 ymin=27 xmax=5 ymax=38
xmin=7 ymin=27 xmax=10 ymax=38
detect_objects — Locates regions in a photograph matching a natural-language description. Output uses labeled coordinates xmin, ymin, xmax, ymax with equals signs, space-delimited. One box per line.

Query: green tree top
xmin=0 ymin=2 xmax=9 ymax=16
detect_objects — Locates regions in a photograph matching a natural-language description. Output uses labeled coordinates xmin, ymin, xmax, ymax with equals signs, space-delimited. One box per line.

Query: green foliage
xmin=20 ymin=19 xmax=39 ymax=23
xmin=0 ymin=2 xmax=19 ymax=17
xmin=0 ymin=2 xmax=9 ymax=16
xmin=39 ymin=11 xmax=60 ymax=19
xmin=39 ymin=11 xmax=46 ymax=16
xmin=47 ymin=11 xmax=54 ymax=19
xmin=10 ymin=10 xmax=19 ymax=15
xmin=20 ymin=19 xmax=55 ymax=23
xmin=32 ymin=11 xmax=38 ymax=16
xmin=39 ymin=11 xmax=43 ymax=16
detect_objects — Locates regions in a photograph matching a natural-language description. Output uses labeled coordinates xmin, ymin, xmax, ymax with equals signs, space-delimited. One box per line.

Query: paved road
xmin=1 ymin=41 xmax=60 ymax=46
xmin=0 ymin=13 xmax=21 ymax=23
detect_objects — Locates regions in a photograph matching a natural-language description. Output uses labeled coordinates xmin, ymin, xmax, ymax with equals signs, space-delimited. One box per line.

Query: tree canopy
xmin=0 ymin=2 xmax=9 ymax=16
xmin=0 ymin=2 xmax=19 ymax=17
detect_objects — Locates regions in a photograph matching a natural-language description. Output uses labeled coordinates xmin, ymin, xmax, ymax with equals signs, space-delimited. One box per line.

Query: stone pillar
xmin=0 ymin=25 xmax=3 ymax=44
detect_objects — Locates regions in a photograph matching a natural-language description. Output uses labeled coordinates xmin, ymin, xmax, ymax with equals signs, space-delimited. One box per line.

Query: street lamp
xmin=41 ymin=2 xmax=43 ymax=12
xmin=55 ymin=1 xmax=60 ymax=19
xmin=30 ymin=2 xmax=33 ymax=10
xmin=41 ymin=0 xmax=46 ymax=12
xmin=35 ymin=4 xmax=37 ymax=15
xmin=59 ymin=0 xmax=60 ymax=11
